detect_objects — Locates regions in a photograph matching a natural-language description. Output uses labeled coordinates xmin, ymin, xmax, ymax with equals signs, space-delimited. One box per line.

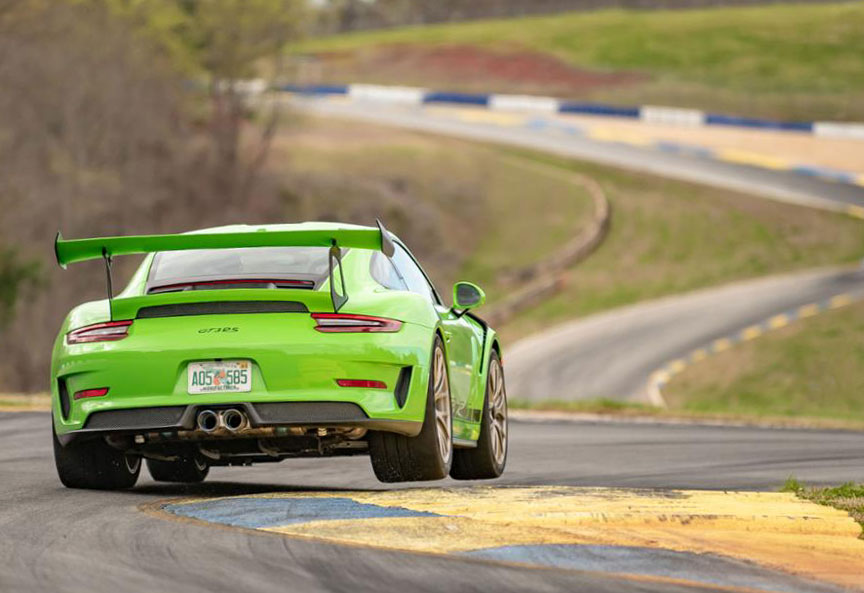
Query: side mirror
xmin=453 ymin=281 xmax=485 ymax=310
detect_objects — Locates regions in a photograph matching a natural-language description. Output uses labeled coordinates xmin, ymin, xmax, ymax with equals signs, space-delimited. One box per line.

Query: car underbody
xmin=64 ymin=401 xmax=425 ymax=465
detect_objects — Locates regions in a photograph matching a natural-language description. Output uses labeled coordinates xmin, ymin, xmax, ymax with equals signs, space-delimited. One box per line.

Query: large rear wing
xmin=55 ymin=221 xmax=396 ymax=316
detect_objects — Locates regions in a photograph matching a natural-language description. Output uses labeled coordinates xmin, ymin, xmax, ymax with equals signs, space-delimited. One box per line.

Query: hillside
xmin=299 ymin=2 xmax=864 ymax=121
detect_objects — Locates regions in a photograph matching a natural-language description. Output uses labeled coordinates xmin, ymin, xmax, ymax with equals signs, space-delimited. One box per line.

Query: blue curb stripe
xmin=165 ymin=497 xmax=442 ymax=529
xmin=423 ymin=91 xmax=489 ymax=106
xmin=461 ymin=544 xmax=833 ymax=593
xmin=704 ymin=113 xmax=813 ymax=132
xmin=653 ymin=141 xmax=715 ymax=159
xmin=279 ymin=83 xmax=864 ymax=189
xmin=278 ymin=83 xmax=850 ymax=134
xmin=560 ymin=101 xmax=639 ymax=118
xmin=790 ymin=165 xmax=858 ymax=184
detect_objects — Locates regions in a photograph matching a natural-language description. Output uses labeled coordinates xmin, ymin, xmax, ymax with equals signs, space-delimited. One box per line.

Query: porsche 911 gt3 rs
xmin=51 ymin=221 xmax=508 ymax=489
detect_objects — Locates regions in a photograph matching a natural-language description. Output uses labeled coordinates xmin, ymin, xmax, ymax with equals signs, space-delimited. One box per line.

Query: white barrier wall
xmin=640 ymin=106 xmax=705 ymax=127
xmin=348 ymin=84 xmax=426 ymax=105
xmin=489 ymin=94 xmax=560 ymax=114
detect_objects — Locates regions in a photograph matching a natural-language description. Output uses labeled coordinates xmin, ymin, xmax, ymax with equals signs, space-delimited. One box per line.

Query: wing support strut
xmin=328 ymin=240 xmax=348 ymax=313
xmin=102 ymin=247 xmax=114 ymax=321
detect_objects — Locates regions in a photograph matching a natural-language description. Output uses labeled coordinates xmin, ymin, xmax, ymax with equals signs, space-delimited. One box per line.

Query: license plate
xmin=187 ymin=360 xmax=252 ymax=394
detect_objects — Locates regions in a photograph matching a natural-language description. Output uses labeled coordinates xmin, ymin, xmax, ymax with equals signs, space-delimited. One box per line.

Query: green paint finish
xmin=51 ymin=223 xmax=501 ymax=447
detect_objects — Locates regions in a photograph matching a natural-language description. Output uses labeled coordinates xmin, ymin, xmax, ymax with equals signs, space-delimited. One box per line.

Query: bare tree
xmin=179 ymin=0 xmax=306 ymax=202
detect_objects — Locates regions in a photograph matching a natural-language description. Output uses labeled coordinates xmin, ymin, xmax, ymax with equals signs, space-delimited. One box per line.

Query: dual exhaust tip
xmin=197 ymin=409 xmax=248 ymax=433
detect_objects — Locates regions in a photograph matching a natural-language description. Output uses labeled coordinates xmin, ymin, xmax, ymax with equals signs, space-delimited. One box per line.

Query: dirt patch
xmin=316 ymin=44 xmax=647 ymax=94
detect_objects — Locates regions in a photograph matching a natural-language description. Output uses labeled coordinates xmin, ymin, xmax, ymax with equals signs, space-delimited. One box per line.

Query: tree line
xmin=0 ymin=0 xmax=305 ymax=390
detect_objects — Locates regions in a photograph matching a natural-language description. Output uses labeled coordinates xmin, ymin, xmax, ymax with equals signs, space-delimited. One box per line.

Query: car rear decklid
xmin=110 ymin=289 xmax=335 ymax=320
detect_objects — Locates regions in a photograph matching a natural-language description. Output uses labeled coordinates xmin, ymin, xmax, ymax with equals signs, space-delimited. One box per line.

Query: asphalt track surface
xmin=2 ymin=411 xmax=862 ymax=593
xmin=507 ymin=266 xmax=864 ymax=403
xmin=292 ymin=97 xmax=864 ymax=213
xmin=291 ymin=96 xmax=864 ymax=405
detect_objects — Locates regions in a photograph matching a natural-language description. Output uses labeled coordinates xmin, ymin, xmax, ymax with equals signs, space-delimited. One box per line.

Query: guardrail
xmin=277 ymin=83 xmax=864 ymax=140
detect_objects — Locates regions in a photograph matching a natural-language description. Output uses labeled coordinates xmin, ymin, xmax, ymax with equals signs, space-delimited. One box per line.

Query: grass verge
xmin=277 ymin=118 xmax=864 ymax=342
xmin=0 ymin=394 xmax=50 ymax=412
xmin=496 ymin=148 xmax=864 ymax=341
xmin=783 ymin=478 xmax=864 ymax=538
xmin=510 ymin=398 xmax=864 ymax=431
xmin=274 ymin=117 xmax=595 ymax=300
xmin=300 ymin=3 xmax=864 ymax=120
xmin=663 ymin=299 xmax=864 ymax=423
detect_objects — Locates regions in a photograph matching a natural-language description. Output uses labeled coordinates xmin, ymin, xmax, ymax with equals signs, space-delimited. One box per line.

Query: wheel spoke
xmin=431 ymin=345 xmax=452 ymax=462
xmin=485 ymin=359 xmax=507 ymax=466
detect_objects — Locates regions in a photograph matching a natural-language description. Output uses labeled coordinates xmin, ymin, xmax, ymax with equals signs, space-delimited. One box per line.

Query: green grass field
xmin=276 ymin=118 xmax=864 ymax=338
xmin=274 ymin=117 xmax=594 ymax=298
xmin=497 ymin=147 xmax=864 ymax=340
xmin=784 ymin=478 xmax=864 ymax=536
xmin=664 ymin=299 xmax=864 ymax=422
xmin=301 ymin=3 xmax=864 ymax=120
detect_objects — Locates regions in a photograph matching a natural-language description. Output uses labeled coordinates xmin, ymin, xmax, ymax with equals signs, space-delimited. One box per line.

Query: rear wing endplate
xmin=55 ymin=220 xmax=396 ymax=316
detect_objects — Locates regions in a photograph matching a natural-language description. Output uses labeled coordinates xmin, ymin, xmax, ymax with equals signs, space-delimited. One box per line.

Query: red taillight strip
xmin=66 ymin=320 xmax=133 ymax=344
xmin=73 ymin=387 xmax=109 ymax=400
xmin=311 ymin=313 xmax=402 ymax=333
xmin=336 ymin=379 xmax=388 ymax=389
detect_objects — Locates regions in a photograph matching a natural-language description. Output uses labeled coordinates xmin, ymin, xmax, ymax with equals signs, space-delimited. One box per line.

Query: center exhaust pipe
xmin=197 ymin=410 xmax=219 ymax=433
xmin=221 ymin=408 xmax=248 ymax=432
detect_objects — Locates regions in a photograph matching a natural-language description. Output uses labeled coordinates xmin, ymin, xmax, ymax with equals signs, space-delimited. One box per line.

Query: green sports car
xmin=51 ymin=221 xmax=508 ymax=489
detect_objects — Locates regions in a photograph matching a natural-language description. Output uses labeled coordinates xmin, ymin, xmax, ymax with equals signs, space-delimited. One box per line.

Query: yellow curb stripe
xmin=667 ymin=359 xmax=687 ymax=374
xmin=845 ymin=204 xmax=864 ymax=219
xmin=653 ymin=370 xmax=671 ymax=384
xmin=587 ymin=128 xmax=652 ymax=146
xmin=715 ymin=149 xmax=789 ymax=170
xmin=211 ymin=487 xmax=864 ymax=590
xmin=740 ymin=325 xmax=763 ymax=341
xmin=798 ymin=303 xmax=820 ymax=318
xmin=711 ymin=338 xmax=733 ymax=352
xmin=451 ymin=109 xmax=526 ymax=127
xmin=689 ymin=349 xmax=708 ymax=363
xmin=767 ymin=314 xmax=789 ymax=330
xmin=829 ymin=294 xmax=852 ymax=309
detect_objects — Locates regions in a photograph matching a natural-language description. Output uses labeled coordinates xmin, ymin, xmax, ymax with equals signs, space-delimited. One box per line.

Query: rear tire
xmin=451 ymin=350 xmax=507 ymax=480
xmin=369 ymin=336 xmax=453 ymax=482
xmin=146 ymin=454 xmax=209 ymax=483
xmin=53 ymin=421 xmax=141 ymax=490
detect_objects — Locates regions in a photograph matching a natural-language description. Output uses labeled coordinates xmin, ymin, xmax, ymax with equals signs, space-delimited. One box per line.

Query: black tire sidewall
xmin=53 ymin=418 xmax=140 ymax=490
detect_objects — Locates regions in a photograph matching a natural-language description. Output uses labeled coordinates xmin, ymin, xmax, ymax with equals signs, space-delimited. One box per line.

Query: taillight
xmin=336 ymin=379 xmax=388 ymax=389
xmin=66 ymin=320 xmax=133 ymax=344
xmin=73 ymin=387 xmax=109 ymax=400
xmin=312 ymin=313 xmax=402 ymax=333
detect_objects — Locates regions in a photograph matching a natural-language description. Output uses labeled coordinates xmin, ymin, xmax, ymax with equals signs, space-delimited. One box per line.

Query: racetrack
xmin=6 ymin=98 xmax=864 ymax=593
xmin=507 ymin=265 xmax=864 ymax=403
xmin=292 ymin=97 xmax=864 ymax=214
xmin=2 ymin=411 xmax=862 ymax=593
xmin=290 ymin=96 xmax=864 ymax=405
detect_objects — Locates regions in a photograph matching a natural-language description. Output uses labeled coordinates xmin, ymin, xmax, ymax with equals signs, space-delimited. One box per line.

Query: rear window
xmin=147 ymin=247 xmax=332 ymax=292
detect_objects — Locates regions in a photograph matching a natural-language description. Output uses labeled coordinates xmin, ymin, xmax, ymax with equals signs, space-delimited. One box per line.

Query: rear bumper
xmin=51 ymin=316 xmax=434 ymax=438
xmin=56 ymin=400 xmax=421 ymax=446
